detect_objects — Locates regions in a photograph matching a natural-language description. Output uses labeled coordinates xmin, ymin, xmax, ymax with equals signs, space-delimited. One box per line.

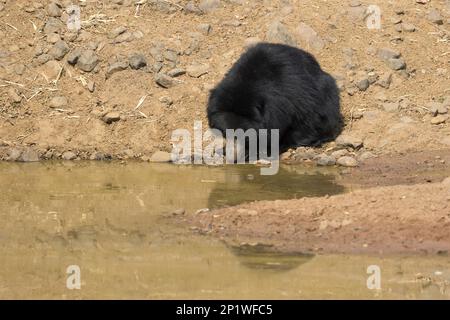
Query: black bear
xmin=207 ymin=42 xmax=342 ymax=155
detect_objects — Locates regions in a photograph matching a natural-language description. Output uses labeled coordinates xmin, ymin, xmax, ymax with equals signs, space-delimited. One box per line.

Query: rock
xmin=297 ymin=22 xmax=325 ymax=51
xmin=376 ymin=72 xmax=392 ymax=88
xmin=382 ymin=102 xmax=400 ymax=113
xmin=316 ymin=154 xmax=336 ymax=166
xmin=294 ymin=147 xmax=316 ymax=160
xmin=62 ymin=151 xmax=77 ymax=160
xmin=171 ymin=208 xmax=186 ymax=216
xmin=106 ymin=60 xmax=129 ymax=78
xmin=184 ymin=2 xmax=203 ymax=15
xmin=150 ymin=151 xmax=172 ymax=162
xmin=50 ymin=96 xmax=68 ymax=108
xmin=402 ymin=23 xmax=416 ymax=32
xmin=47 ymin=33 xmax=61 ymax=44
xmin=431 ymin=115 xmax=448 ymax=125
xmin=197 ymin=23 xmax=212 ymax=35
xmin=427 ymin=9 xmax=443 ymax=25
xmin=427 ymin=102 xmax=447 ymax=116
xmin=7 ymin=148 xmax=22 ymax=161
xmin=337 ymin=156 xmax=358 ymax=167
xmin=167 ymin=68 xmax=186 ymax=77
xmin=331 ymin=149 xmax=349 ymax=159
xmin=76 ymin=50 xmax=99 ymax=72
xmin=19 ymin=149 xmax=39 ymax=162
xmin=102 ymin=112 xmax=121 ymax=124
xmin=199 ymin=0 xmax=221 ymax=13
xmin=377 ymin=48 xmax=401 ymax=61
xmin=47 ymin=2 xmax=62 ymax=17
xmin=266 ymin=21 xmax=297 ymax=46
xmin=355 ymin=77 xmax=370 ymax=91
xmin=336 ymin=135 xmax=363 ymax=149
xmin=186 ymin=63 xmax=209 ymax=78
xmin=109 ymin=26 xmax=127 ymax=39
xmin=128 ymin=53 xmax=147 ymax=70
xmin=66 ymin=48 xmax=83 ymax=65
xmin=44 ymin=17 xmax=64 ymax=34
xmin=155 ymin=73 xmax=177 ymax=88
xmin=49 ymin=40 xmax=69 ymax=60
xmin=387 ymin=58 xmax=406 ymax=70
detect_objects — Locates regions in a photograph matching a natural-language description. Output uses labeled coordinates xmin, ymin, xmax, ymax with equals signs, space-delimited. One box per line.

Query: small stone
xmin=150 ymin=151 xmax=172 ymax=162
xmin=47 ymin=2 xmax=62 ymax=17
xmin=155 ymin=73 xmax=177 ymax=88
xmin=47 ymin=33 xmax=61 ymax=44
xmin=167 ymin=68 xmax=186 ymax=77
xmin=106 ymin=60 xmax=129 ymax=78
xmin=62 ymin=151 xmax=77 ymax=160
xmin=186 ymin=63 xmax=209 ymax=78
xmin=427 ymin=9 xmax=443 ymax=25
xmin=185 ymin=2 xmax=202 ymax=15
xmin=382 ymin=102 xmax=400 ymax=113
xmin=331 ymin=149 xmax=349 ymax=159
xmin=355 ymin=77 xmax=370 ymax=91
xmin=87 ymin=81 xmax=95 ymax=93
xmin=171 ymin=208 xmax=186 ymax=216
xmin=402 ymin=23 xmax=416 ymax=32
xmin=377 ymin=48 xmax=401 ymax=61
xmin=376 ymin=72 xmax=392 ymax=88
xmin=66 ymin=48 xmax=83 ymax=65
xmin=431 ymin=115 xmax=448 ymax=125
xmin=7 ymin=148 xmax=22 ymax=161
xmin=19 ymin=149 xmax=39 ymax=162
xmin=199 ymin=0 xmax=221 ymax=13
xmin=49 ymin=40 xmax=70 ymax=60
xmin=129 ymin=53 xmax=147 ymax=70
xmin=297 ymin=22 xmax=325 ymax=51
xmin=77 ymin=50 xmax=99 ymax=72
xmin=387 ymin=58 xmax=406 ymax=70
xmin=336 ymin=135 xmax=363 ymax=149
xmin=103 ymin=112 xmax=121 ymax=124
xmin=197 ymin=23 xmax=212 ymax=35
xmin=44 ymin=17 xmax=64 ymax=34
xmin=427 ymin=102 xmax=447 ymax=116
xmin=109 ymin=26 xmax=127 ymax=39
xmin=50 ymin=96 xmax=68 ymax=108
xmin=266 ymin=21 xmax=297 ymax=46
xmin=316 ymin=154 xmax=336 ymax=166
xmin=337 ymin=156 xmax=358 ymax=167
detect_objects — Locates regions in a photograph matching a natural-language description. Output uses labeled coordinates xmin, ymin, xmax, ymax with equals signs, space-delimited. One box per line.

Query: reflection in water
xmin=229 ymin=244 xmax=314 ymax=271
xmin=207 ymin=165 xmax=345 ymax=208
xmin=0 ymin=162 xmax=449 ymax=299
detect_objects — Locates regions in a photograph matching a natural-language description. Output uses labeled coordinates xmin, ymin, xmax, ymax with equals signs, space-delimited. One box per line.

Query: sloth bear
xmin=207 ymin=43 xmax=342 ymax=155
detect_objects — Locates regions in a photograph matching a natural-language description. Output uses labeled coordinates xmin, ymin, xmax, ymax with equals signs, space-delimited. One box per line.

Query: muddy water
xmin=0 ymin=162 xmax=448 ymax=299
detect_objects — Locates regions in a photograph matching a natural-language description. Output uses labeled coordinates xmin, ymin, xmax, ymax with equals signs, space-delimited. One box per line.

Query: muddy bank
xmin=191 ymin=178 xmax=450 ymax=255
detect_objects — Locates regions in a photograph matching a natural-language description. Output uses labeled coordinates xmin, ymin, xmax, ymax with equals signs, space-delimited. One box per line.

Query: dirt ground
xmin=0 ymin=0 xmax=449 ymax=161
xmin=1 ymin=1 xmax=450 ymax=254
xmin=191 ymin=176 xmax=450 ymax=255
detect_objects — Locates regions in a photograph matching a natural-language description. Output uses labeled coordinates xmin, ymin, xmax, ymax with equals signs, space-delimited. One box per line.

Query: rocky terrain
xmin=0 ymin=0 xmax=449 ymax=165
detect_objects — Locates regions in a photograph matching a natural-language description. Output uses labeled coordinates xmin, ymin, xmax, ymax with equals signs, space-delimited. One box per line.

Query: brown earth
xmin=0 ymin=0 xmax=449 ymax=161
xmin=191 ymin=176 xmax=450 ymax=255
